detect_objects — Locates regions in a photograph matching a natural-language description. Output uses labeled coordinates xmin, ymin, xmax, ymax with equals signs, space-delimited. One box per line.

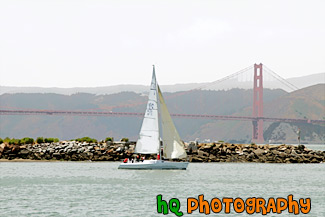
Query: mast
xmin=153 ymin=65 xmax=162 ymax=161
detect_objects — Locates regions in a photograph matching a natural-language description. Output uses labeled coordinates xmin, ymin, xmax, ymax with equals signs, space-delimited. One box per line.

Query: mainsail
xmin=134 ymin=67 xmax=160 ymax=154
xmin=158 ymin=85 xmax=187 ymax=159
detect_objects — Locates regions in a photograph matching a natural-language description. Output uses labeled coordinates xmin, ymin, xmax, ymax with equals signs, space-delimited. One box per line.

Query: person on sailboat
xmin=161 ymin=148 xmax=164 ymax=159
xmin=128 ymin=154 xmax=132 ymax=162
xmin=159 ymin=140 xmax=163 ymax=160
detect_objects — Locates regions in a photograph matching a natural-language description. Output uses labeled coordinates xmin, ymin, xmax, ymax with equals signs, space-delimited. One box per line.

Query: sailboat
xmin=118 ymin=65 xmax=189 ymax=170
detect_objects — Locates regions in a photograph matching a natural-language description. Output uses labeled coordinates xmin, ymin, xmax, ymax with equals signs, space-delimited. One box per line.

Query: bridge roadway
xmin=1 ymin=109 xmax=324 ymax=125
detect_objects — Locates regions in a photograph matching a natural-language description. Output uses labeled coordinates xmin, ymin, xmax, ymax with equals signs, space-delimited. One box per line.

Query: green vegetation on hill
xmin=0 ymin=137 xmax=61 ymax=145
xmin=120 ymin=138 xmax=129 ymax=142
xmin=105 ymin=137 xmax=114 ymax=142
xmin=36 ymin=137 xmax=60 ymax=143
xmin=75 ymin=137 xmax=97 ymax=143
xmin=2 ymin=137 xmax=34 ymax=145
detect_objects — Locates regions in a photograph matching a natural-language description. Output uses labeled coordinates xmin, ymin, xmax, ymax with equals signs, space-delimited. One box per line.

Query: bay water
xmin=0 ymin=162 xmax=324 ymax=217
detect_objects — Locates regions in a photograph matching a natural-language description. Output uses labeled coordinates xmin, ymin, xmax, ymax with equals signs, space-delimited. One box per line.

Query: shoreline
xmin=1 ymin=159 xmax=323 ymax=164
xmin=0 ymin=159 xmax=58 ymax=162
xmin=1 ymin=142 xmax=324 ymax=163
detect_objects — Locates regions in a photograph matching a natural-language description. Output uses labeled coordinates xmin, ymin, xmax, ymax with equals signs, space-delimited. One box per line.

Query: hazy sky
xmin=0 ymin=0 xmax=324 ymax=87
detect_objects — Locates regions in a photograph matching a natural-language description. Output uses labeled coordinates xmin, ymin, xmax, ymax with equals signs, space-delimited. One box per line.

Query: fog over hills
xmin=1 ymin=73 xmax=324 ymax=95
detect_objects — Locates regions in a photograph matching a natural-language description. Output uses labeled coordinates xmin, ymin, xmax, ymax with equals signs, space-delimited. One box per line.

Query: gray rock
xmin=271 ymin=150 xmax=280 ymax=156
xmin=116 ymin=147 xmax=125 ymax=152
xmin=236 ymin=151 xmax=244 ymax=156
xmin=291 ymin=150 xmax=298 ymax=156
xmin=253 ymin=149 xmax=265 ymax=156
xmin=198 ymin=150 xmax=209 ymax=157
xmin=284 ymin=149 xmax=291 ymax=154
xmin=19 ymin=149 xmax=30 ymax=155
xmin=190 ymin=156 xmax=204 ymax=162
xmin=53 ymin=153 xmax=61 ymax=157
xmin=79 ymin=147 xmax=85 ymax=153
xmin=246 ymin=152 xmax=255 ymax=160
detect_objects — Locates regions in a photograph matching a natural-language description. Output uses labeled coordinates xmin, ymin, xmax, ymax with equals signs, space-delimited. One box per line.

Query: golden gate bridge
xmin=1 ymin=63 xmax=324 ymax=143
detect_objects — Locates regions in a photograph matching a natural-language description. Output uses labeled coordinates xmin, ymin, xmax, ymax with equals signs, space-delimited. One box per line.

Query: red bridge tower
xmin=252 ymin=63 xmax=264 ymax=143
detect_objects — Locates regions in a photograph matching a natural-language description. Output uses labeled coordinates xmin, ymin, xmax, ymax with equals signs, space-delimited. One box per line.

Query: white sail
xmin=119 ymin=66 xmax=189 ymax=170
xmin=158 ymin=85 xmax=187 ymax=159
xmin=134 ymin=67 xmax=160 ymax=154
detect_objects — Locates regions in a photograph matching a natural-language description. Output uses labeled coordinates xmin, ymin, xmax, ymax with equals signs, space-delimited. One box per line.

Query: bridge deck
xmin=1 ymin=109 xmax=324 ymax=124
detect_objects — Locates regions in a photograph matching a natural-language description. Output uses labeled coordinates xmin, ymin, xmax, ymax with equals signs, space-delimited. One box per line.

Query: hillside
xmin=193 ymin=84 xmax=325 ymax=143
xmin=263 ymin=84 xmax=325 ymax=143
xmin=1 ymin=72 xmax=324 ymax=95
xmin=0 ymin=85 xmax=324 ymax=144
xmin=264 ymin=84 xmax=325 ymax=120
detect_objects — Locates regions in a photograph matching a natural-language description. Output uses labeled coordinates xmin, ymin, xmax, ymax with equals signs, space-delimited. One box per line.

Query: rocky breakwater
xmin=0 ymin=141 xmax=136 ymax=161
xmin=188 ymin=142 xmax=325 ymax=163
xmin=0 ymin=141 xmax=324 ymax=163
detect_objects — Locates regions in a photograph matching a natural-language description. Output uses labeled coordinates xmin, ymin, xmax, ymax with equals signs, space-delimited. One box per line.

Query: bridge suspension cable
xmin=104 ymin=65 xmax=254 ymax=110
xmin=191 ymin=65 xmax=254 ymax=91
xmin=263 ymin=65 xmax=325 ymax=120
xmin=263 ymin=66 xmax=300 ymax=92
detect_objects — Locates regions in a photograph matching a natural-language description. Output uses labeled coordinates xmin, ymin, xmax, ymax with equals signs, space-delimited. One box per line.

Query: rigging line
xmin=262 ymin=67 xmax=308 ymax=118
xmin=263 ymin=66 xmax=299 ymax=91
xmin=264 ymin=67 xmax=298 ymax=91
xmin=264 ymin=66 xmax=325 ymax=120
xmin=263 ymin=70 xmax=297 ymax=92
xmin=195 ymin=65 xmax=254 ymax=90
xmin=162 ymin=65 xmax=254 ymax=100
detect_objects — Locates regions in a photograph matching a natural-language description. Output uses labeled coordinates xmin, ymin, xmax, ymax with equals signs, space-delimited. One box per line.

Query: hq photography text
xmin=156 ymin=194 xmax=311 ymax=216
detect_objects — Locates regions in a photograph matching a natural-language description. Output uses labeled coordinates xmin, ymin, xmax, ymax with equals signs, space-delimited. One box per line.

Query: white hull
xmin=118 ymin=160 xmax=189 ymax=170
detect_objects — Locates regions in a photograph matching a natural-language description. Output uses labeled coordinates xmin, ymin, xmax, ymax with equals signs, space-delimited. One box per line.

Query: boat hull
xmin=118 ymin=160 xmax=189 ymax=170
